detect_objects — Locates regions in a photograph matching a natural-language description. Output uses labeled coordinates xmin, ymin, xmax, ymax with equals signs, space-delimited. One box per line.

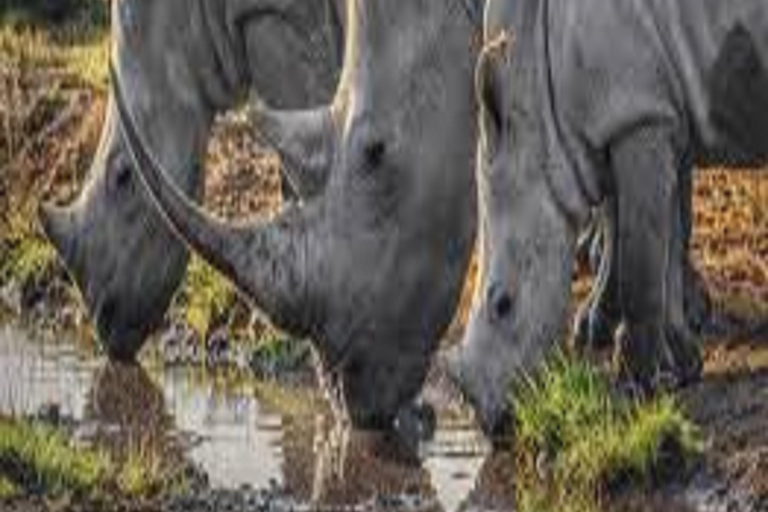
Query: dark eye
xmin=364 ymin=140 xmax=386 ymax=168
xmin=108 ymin=159 xmax=134 ymax=198
xmin=487 ymin=283 xmax=513 ymax=322
xmin=116 ymin=165 xmax=132 ymax=189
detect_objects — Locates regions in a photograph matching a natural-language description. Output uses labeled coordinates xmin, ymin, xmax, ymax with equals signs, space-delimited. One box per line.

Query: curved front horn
xmin=112 ymin=63 xmax=316 ymax=335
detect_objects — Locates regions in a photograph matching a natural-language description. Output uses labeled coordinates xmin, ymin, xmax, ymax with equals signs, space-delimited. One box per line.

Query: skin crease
xmin=39 ymin=0 xmax=345 ymax=360
xmin=114 ymin=0 xmax=482 ymax=429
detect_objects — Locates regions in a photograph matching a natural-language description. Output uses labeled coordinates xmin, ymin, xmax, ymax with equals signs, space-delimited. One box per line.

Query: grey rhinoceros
xmin=39 ymin=0 xmax=345 ymax=360
xmin=448 ymin=0 xmax=768 ymax=435
xmin=114 ymin=0 xmax=483 ymax=427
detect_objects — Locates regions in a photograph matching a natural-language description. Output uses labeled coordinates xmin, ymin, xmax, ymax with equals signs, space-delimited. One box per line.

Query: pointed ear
xmin=249 ymin=103 xmax=336 ymax=198
xmin=476 ymin=32 xmax=512 ymax=154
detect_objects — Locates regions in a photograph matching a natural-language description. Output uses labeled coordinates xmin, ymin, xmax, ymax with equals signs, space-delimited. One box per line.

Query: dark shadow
xmin=1 ymin=0 xmax=108 ymax=48
xmin=0 ymin=0 xmax=106 ymax=28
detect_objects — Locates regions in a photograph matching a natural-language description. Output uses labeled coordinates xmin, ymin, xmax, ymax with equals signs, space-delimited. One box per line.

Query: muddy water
xmin=0 ymin=324 xmax=506 ymax=510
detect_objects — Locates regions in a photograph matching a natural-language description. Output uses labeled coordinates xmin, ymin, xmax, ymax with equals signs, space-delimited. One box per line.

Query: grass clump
xmin=175 ymin=257 xmax=237 ymax=340
xmin=0 ymin=418 xmax=190 ymax=501
xmin=0 ymin=233 xmax=57 ymax=287
xmin=116 ymin=442 xmax=166 ymax=498
xmin=0 ymin=476 xmax=19 ymax=498
xmin=250 ymin=331 xmax=309 ymax=379
xmin=513 ymin=354 xmax=702 ymax=511
xmin=0 ymin=418 xmax=109 ymax=496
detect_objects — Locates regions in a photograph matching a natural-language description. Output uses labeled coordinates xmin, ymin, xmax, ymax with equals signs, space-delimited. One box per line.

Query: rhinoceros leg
xmin=611 ymin=126 xmax=702 ymax=391
xmin=574 ymin=172 xmax=714 ymax=354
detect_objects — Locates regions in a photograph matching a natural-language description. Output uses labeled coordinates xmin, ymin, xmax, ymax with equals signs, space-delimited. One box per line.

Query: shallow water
xmin=0 ymin=324 xmax=501 ymax=511
xmin=0 ymin=324 xmax=755 ymax=512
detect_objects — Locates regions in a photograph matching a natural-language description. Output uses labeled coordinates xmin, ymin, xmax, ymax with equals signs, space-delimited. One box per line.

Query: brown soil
xmin=682 ymin=167 xmax=768 ymax=505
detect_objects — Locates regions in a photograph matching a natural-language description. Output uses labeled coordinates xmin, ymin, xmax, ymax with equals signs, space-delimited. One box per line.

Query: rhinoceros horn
xmin=111 ymin=64 xmax=315 ymax=336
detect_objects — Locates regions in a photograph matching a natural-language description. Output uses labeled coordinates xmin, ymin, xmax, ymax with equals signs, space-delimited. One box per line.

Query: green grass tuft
xmin=0 ymin=234 xmax=58 ymax=287
xmin=0 ymin=419 xmax=109 ymax=496
xmin=513 ymin=354 xmax=702 ymax=511
xmin=0 ymin=418 xmax=188 ymax=500
xmin=176 ymin=257 xmax=237 ymax=340
xmin=0 ymin=475 xmax=19 ymax=499
xmin=250 ymin=331 xmax=309 ymax=379
xmin=116 ymin=442 xmax=165 ymax=498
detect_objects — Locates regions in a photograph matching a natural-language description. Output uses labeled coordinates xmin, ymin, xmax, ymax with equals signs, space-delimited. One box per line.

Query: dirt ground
xmin=683 ymin=168 xmax=768 ymax=505
xmin=1 ymin=19 xmax=768 ymax=511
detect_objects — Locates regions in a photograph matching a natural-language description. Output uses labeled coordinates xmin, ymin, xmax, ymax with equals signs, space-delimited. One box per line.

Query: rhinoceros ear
xmin=476 ymin=32 xmax=512 ymax=153
xmin=249 ymin=103 xmax=336 ymax=198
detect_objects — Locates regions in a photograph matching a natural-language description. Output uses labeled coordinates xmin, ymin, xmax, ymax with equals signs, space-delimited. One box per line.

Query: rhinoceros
xmin=39 ymin=0 xmax=345 ymax=360
xmin=448 ymin=0 xmax=768 ymax=435
xmin=114 ymin=0 xmax=483 ymax=427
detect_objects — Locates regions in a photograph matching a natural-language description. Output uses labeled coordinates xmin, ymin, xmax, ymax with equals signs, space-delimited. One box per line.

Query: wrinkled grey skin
xmin=449 ymin=0 xmax=768 ymax=436
xmin=115 ymin=0 xmax=481 ymax=428
xmin=39 ymin=0 xmax=345 ymax=360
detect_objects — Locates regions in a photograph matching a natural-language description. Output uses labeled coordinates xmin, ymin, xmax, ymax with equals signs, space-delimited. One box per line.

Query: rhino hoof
xmin=613 ymin=322 xmax=702 ymax=396
xmin=665 ymin=326 xmax=703 ymax=386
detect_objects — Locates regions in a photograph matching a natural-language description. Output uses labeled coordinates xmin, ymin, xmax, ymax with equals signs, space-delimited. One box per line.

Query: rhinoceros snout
xmin=441 ymin=345 xmax=513 ymax=441
xmin=93 ymin=296 xmax=145 ymax=361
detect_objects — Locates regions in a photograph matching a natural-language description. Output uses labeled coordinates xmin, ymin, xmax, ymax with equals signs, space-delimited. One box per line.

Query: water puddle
xmin=0 ymin=324 xmax=502 ymax=510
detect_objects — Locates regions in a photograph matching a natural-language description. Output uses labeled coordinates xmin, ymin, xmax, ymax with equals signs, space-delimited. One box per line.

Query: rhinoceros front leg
xmin=575 ymin=169 xmax=714 ymax=355
xmin=611 ymin=126 xmax=702 ymax=391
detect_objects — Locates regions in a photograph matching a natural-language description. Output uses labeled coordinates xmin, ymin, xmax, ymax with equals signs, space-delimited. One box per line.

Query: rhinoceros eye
xmin=115 ymin=165 xmax=132 ymax=189
xmin=107 ymin=150 xmax=134 ymax=196
xmin=364 ymin=140 xmax=386 ymax=168
xmin=487 ymin=282 xmax=513 ymax=322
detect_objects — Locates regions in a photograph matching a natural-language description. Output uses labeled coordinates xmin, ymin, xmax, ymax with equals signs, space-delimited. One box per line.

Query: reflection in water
xmin=0 ymin=325 xmax=96 ymax=419
xmin=84 ymin=360 xmax=181 ymax=470
xmin=158 ymin=365 xmax=285 ymax=489
xmin=310 ymin=427 xmax=435 ymax=508
xmin=457 ymin=450 xmax=516 ymax=512
xmin=0 ymin=325 xmax=502 ymax=511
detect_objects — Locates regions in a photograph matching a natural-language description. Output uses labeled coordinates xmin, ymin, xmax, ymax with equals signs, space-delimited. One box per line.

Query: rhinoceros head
xmin=40 ymin=0 xmax=343 ymax=360
xmin=445 ymin=21 xmax=589 ymax=437
xmin=115 ymin=0 xmax=480 ymax=427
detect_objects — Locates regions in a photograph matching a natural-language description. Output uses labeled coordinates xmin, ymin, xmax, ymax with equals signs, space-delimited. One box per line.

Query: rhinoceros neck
xmin=512 ymin=0 xmax=596 ymax=228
